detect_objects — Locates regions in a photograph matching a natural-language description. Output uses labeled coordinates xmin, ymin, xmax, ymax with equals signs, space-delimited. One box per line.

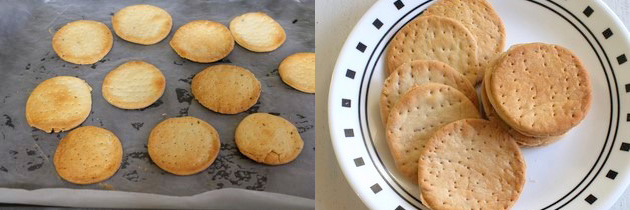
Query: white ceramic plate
xmin=328 ymin=0 xmax=630 ymax=209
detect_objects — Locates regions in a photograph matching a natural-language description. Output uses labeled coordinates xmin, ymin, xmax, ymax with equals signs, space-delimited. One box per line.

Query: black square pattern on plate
xmin=370 ymin=183 xmax=382 ymax=194
xmin=373 ymin=19 xmax=383 ymax=29
xmin=606 ymin=170 xmax=618 ymax=179
xmin=356 ymin=42 xmax=367 ymax=53
xmin=342 ymin=99 xmax=351 ymax=108
xmin=344 ymin=128 xmax=354 ymax=137
xmin=618 ymin=54 xmax=627 ymax=65
xmin=585 ymin=194 xmax=597 ymax=204
xmin=621 ymin=142 xmax=630 ymax=151
xmin=583 ymin=6 xmax=594 ymax=17
xmin=603 ymin=28 xmax=613 ymax=39
xmin=627 ymin=113 xmax=630 ymax=122
xmin=394 ymin=0 xmax=405 ymax=10
xmin=395 ymin=206 xmax=405 ymax=210
xmin=626 ymin=83 xmax=630 ymax=93
xmin=346 ymin=69 xmax=356 ymax=79
xmin=354 ymin=157 xmax=365 ymax=167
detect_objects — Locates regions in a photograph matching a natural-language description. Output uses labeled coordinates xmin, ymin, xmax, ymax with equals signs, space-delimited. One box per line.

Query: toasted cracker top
xmin=52 ymin=20 xmax=113 ymax=64
xmin=487 ymin=43 xmax=591 ymax=137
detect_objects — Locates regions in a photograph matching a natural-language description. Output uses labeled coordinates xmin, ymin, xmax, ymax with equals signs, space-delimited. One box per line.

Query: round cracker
xmin=488 ymin=43 xmax=591 ymax=137
xmin=191 ymin=64 xmax=261 ymax=114
xmin=230 ymin=12 xmax=286 ymax=52
xmin=386 ymin=16 xmax=479 ymax=83
xmin=52 ymin=20 xmax=113 ymax=64
xmin=418 ymin=119 xmax=525 ymax=209
xmin=235 ymin=113 xmax=304 ymax=165
xmin=481 ymin=80 xmax=561 ymax=147
xmin=54 ymin=126 xmax=123 ymax=184
xmin=102 ymin=61 xmax=166 ymax=109
xmin=386 ymin=83 xmax=479 ymax=181
xmin=423 ymin=0 xmax=505 ymax=68
xmin=279 ymin=52 xmax=315 ymax=93
xmin=148 ymin=116 xmax=221 ymax=175
xmin=169 ymin=20 xmax=234 ymax=63
xmin=26 ymin=76 xmax=92 ymax=133
xmin=112 ymin=4 xmax=172 ymax=45
xmin=380 ymin=60 xmax=477 ymax=125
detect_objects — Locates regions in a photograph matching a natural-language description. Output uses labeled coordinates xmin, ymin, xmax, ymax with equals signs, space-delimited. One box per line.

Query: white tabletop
xmin=315 ymin=0 xmax=630 ymax=209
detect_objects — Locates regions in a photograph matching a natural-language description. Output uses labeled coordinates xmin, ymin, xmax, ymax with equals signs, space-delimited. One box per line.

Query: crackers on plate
xmin=380 ymin=60 xmax=477 ymax=125
xmin=230 ymin=12 xmax=286 ymax=52
xmin=112 ymin=4 xmax=173 ymax=45
xmin=54 ymin=126 xmax=123 ymax=184
xmin=26 ymin=76 xmax=92 ymax=133
xmin=376 ymin=0 xmax=593 ymax=206
xmin=169 ymin=20 xmax=234 ymax=63
xmin=52 ymin=20 xmax=113 ymax=64
xmin=386 ymin=15 xmax=479 ymax=83
xmin=386 ymin=83 xmax=479 ymax=181
xmin=235 ymin=113 xmax=304 ymax=165
xmin=418 ymin=119 xmax=525 ymax=209
xmin=148 ymin=116 xmax=221 ymax=175
xmin=485 ymin=43 xmax=591 ymax=137
xmin=191 ymin=64 xmax=261 ymax=114
xmin=279 ymin=52 xmax=315 ymax=93
xmin=102 ymin=60 xmax=166 ymax=109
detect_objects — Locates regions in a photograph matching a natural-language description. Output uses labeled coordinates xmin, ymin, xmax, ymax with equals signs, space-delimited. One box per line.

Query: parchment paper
xmin=0 ymin=0 xmax=314 ymax=208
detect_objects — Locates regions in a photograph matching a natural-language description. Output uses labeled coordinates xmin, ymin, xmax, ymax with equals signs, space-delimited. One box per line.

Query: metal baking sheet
xmin=0 ymin=0 xmax=314 ymax=205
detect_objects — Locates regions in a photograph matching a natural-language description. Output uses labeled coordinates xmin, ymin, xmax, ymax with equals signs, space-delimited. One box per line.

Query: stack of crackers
xmin=25 ymin=4 xmax=314 ymax=185
xmin=380 ymin=0 xmax=592 ymax=209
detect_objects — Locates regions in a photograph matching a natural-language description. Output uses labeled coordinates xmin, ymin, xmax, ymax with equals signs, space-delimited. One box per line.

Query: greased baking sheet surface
xmin=0 ymin=0 xmax=314 ymax=201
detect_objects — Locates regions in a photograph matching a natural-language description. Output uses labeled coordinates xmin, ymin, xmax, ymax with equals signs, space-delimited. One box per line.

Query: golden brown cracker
xmin=380 ymin=60 xmax=477 ymax=125
xmin=169 ymin=20 xmax=234 ymax=63
xmin=235 ymin=113 xmax=304 ymax=165
xmin=52 ymin=20 xmax=113 ymax=64
xmin=279 ymin=52 xmax=315 ymax=93
xmin=191 ymin=64 xmax=261 ymax=114
xmin=423 ymin=0 xmax=505 ymax=68
xmin=418 ymin=119 xmax=525 ymax=210
xmin=26 ymin=76 xmax=92 ymax=133
xmin=487 ymin=43 xmax=591 ymax=137
xmin=148 ymin=116 xmax=221 ymax=175
xmin=112 ymin=4 xmax=172 ymax=45
xmin=230 ymin=12 xmax=286 ymax=52
xmin=386 ymin=16 xmax=479 ymax=83
xmin=102 ymin=61 xmax=166 ymax=109
xmin=386 ymin=83 xmax=479 ymax=182
xmin=54 ymin=126 xmax=122 ymax=184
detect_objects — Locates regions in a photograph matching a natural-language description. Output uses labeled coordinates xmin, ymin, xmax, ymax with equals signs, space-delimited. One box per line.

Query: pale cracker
xmin=191 ymin=64 xmax=261 ymax=114
xmin=386 ymin=83 xmax=479 ymax=182
xmin=380 ymin=60 xmax=477 ymax=125
xmin=235 ymin=113 xmax=304 ymax=165
xmin=26 ymin=76 xmax=92 ymax=133
xmin=386 ymin=16 xmax=479 ymax=83
xmin=418 ymin=119 xmax=525 ymax=210
xmin=230 ymin=12 xmax=286 ymax=52
xmin=148 ymin=116 xmax=221 ymax=175
xmin=278 ymin=52 xmax=315 ymax=93
xmin=52 ymin=20 xmax=113 ymax=64
xmin=169 ymin=20 xmax=234 ymax=63
xmin=112 ymin=4 xmax=173 ymax=45
xmin=102 ymin=61 xmax=166 ymax=109
xmin=488 ymin=43 xmax=591 ymax=137
xmin=423 ymin=0 xmax=505 ymax=68
xmin=54 ymin=126 xmax=123 ymax=184
xmin=481 ymin=80 xmax=561 ymax=147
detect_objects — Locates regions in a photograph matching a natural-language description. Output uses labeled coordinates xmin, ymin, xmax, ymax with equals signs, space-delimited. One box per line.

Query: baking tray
xmin=0 ymin=0 xmax=314 ymax=208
